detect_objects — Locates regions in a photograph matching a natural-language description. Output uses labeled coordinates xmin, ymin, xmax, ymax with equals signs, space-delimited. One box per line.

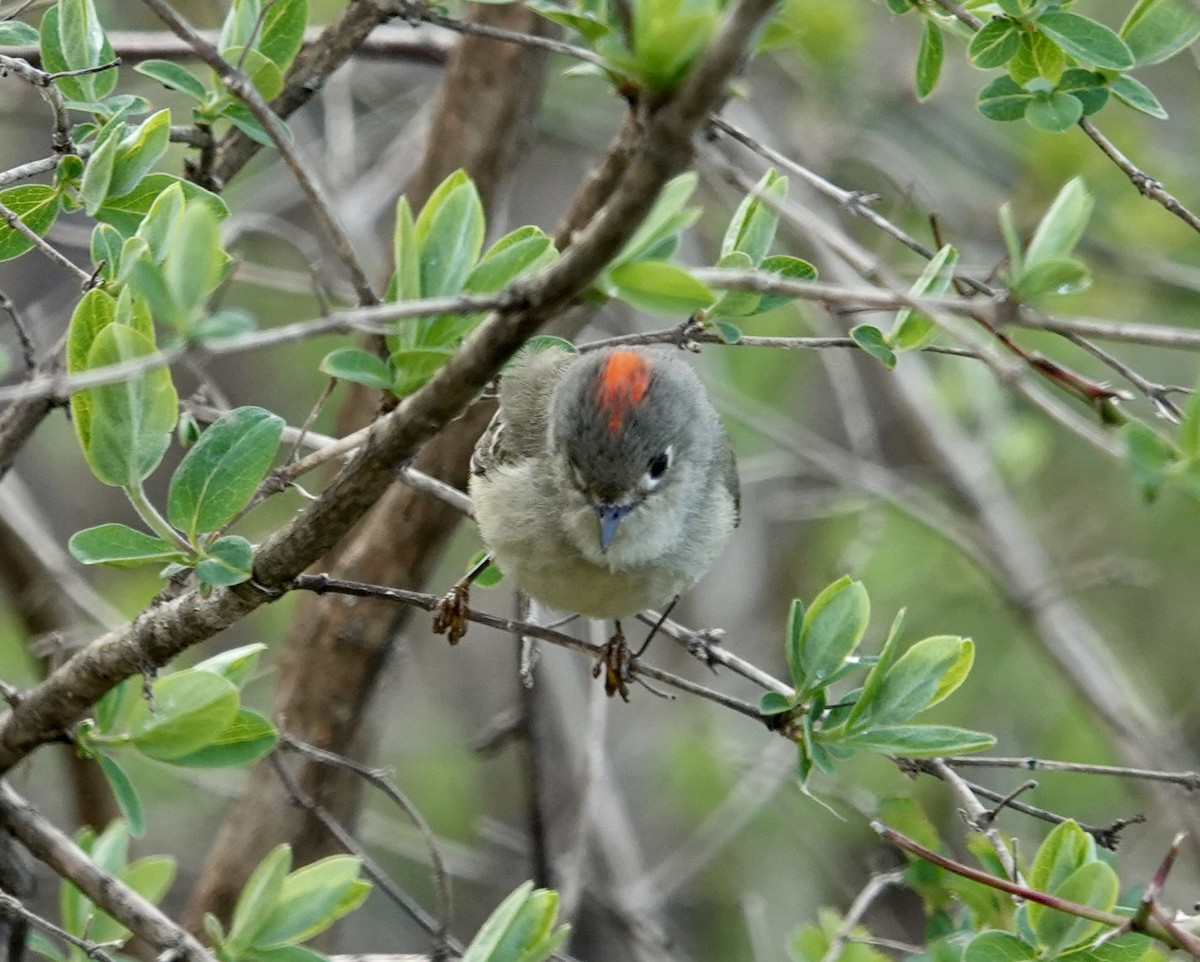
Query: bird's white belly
xmin=470 ymin=465 xmax=691 ymax=619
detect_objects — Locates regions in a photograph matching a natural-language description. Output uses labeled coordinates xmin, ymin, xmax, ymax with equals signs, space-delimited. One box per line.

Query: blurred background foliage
xmin=4 ymin=0 xmax=1200 ymax=959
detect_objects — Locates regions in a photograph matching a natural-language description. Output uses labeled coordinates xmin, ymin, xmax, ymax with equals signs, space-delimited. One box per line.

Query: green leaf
xmin=754 ymin=254 xmax=818 ymax=313
xmin=465 ymin=228 xmax=556 ymax=293
xmin=416 ymin=172 xmax=486 ymax=298
xmin=969 ymin=17 xmax=1020 ymax=68
xmin=0 ymin=185 xmax=60 ymax=261
xmin=964 ymin=931 xmax=1038 ymax=962
xmin=611 ymin=172 xmax=699 ymax=267
xmin=108 ymin=109 xmax=172 ymax=198
xmin=851 ymin=325 xmax=897 ymax=369
xmin=709 ymin=251 xmax=762 ymax=318
xmin=785 ymin=597 xmax=805 ymax=688
xmin=91 ymin=222 xmax=123 ymax=278
xmin=1009 ymin=30 xmax=1067 ymax=85
xmin=96 ymin=754 xmax=145 ymax=838
xmin=53 ymin=0 xmax=116 ymax=100
xmin=135 ymin=60 xmax=209 ymax=100
xmin=1026 ymin=90 xmax=1084 ymax=132
xmin=978 ymin=74 xmax=1031 ymax=121
xmin=229 ymin=844 xmax=292 ymax=952
xmin=461 ymin=881 xmax=569 ymax=962
xmin=721 ymin=168 xmax=785 ymax=266
xmin=223 ymin=45 xmax=285 ymax=99
xmin=58 ymin=0 xmax=105 ymax=72
xmin=390 ymin=196 xmax=421 ymax=302
xmin=66 ymin=287 xmax=117 ymax=452
xmin=1035 ymin=11 xmax=1135 ymax=70
xmin=1181 ymin=374 xmax=1200 ymax=459
xmin=165 ymin=709 xmax=278 ymax=767
xmin=1059 ymin=934 xmax=1153 ymax=962
xmin=165 ymin=200 xmax=227 ymax=325
xmin=0 ymin=21 xmax=39 ymax=45
xmin=1012 ymin=256 xmax=1091 ymax=300
xmin=258 ymin=0 xmax=307 ymax=71
xmin=254 ymin=855 xmax=370 ymax=948
xmin=1031 ymin=861 xmax=1119 ymax=953
xmin=608 ymin=260 xmax=716 ymax=314
xmin=220 ymin=0 xmax=262 ymax=55
xmin=127 ymin=670 xmax=241 ymax=761
xmin=1025 ymin=177 xmax=1093 ymax=269
xmin=850 ymin=635 xmax=972 ymax=728
xmin=194 ymin=309 xmax=256 ymax=341
xmin=1029 ymin=820 xmax=1094 ymax=897
xmin=220 ymin=100 xmax=277 ymax=146
xmin=1057 ymin=68 xmax=1109 ymax=117
xmin=797 ymin=577 xmax=870 ymax=693
xmin=94 ymin=677 xmax=140 ymax=736
xmin=193 ymin=642 xmax=268 ymax=687
xmin=713 ymin=320 xmax=742 ymax=343
xmin=1121 ymin=0 xmax=1200 ymax=65
xmin=97 ymin=173 xmax=227 ymax=238
xmin=833 ymin=723 xmax=995 ymax=756
xmin=889 ymin=244 xmax=957 ymax=352
xmin=68 ymin=523 xmax=186 ymax=568
xmin=527 ymin=0 xmax=610 ymax=40
xmin=80 ymin=123 xmax=122 ymax=216
xmin=468 ymin=549 xmax=504 ymax=588
xmin=167 ymin=406 xmax=284 ymax=541
xmin=78 ymin=324 xmax=178 ymax=488
xmin=1110 ymin=74 xmax=1167 ymax=118
xmin=845 ymin=608 xmax=906 ymax=729
xmin=389 ymin=347 xmax=454 ymax=396
xmin=759 ymin=691 xmax=793 ymax=715
xmin=1125 ymin=421 xmax=1177 ymax=501
xmin=135 ymin=181 xmax=185 ymax=262
xmin=196 ymin=534 xmax=255 ymax=587
xmin=916 ymin=19 xmax=944 ymax=99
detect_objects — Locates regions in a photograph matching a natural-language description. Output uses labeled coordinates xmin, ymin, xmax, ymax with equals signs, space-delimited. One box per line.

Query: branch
xmin=2 ymin=25 xmax=453 ymax=66
xmin=943 ymin=755 xmax=1200 ymax=789
xmin=0 ymin=781 xmax=215 ymax=962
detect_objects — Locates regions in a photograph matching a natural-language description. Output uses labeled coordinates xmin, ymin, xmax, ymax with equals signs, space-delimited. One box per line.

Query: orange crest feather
xmin=595 ymin=350 xmax=651 ymax=434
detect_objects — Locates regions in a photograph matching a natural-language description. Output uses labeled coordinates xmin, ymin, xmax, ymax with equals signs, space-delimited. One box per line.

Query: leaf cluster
xmin=72 ymin=645 xmax=278 ymax=837
xmin=890 ymin=0 xmax=1200 ymax=131
xmin=760 ymin=577 xmax=994 ymax=782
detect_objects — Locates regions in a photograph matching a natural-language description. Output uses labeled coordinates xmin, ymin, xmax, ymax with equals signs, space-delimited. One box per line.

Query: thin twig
xmin=0 ymin=291 xmax=35 ymax=372
xmin=0 ymin=199 xmax=91 ymax=285
xmin=0 ymin=892 xmax=120 ymax=962
xmin=267 ymin=753 xmax=461 ymax=957
xmin=943 ymin=755 xmax=1200 ymax=789
xmin=818 ymin=870 xmax=905 ymax=962
xmin=140 ymin=0 xmax=380 ymax=307
xmin=290 ymin=574 xmax=766 ymax=721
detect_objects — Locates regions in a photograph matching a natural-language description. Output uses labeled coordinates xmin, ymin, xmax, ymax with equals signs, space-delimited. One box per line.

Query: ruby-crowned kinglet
xmin=462 ymin=345 xmax=739 ymax=696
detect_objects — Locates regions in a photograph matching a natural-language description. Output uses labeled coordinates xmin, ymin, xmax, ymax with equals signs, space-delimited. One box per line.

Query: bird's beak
xmin=596 ymin=503 xmax=631 ymax=553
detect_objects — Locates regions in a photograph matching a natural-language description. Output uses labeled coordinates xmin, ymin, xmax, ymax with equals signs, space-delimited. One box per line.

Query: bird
xmin=435 ymin=343 xmax=739 ymax=699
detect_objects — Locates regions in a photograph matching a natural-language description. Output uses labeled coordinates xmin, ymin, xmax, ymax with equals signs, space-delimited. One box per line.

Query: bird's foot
xmin=432 ymin=580 xmax=471 ymax=644
xmin=592 ymin=628 xmax=632 ymax=702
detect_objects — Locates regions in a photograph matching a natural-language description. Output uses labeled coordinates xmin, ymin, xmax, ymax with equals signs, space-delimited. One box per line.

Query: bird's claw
xmin=593 ymin=631 xmax=632 ymax=702
xmin=687 ymin=627 xmax=725 ymax=672
xmin=432 ymin=581 xmax=471 ymax=644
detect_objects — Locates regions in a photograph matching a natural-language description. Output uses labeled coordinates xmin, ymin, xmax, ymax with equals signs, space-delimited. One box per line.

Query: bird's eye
xmin=647 ymin=450 xmax=671 ymax=481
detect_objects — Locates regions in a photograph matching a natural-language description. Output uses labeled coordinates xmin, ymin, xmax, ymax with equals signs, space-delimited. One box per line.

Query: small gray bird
xmin=437 ymin=344 xmax=739 ymax=697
